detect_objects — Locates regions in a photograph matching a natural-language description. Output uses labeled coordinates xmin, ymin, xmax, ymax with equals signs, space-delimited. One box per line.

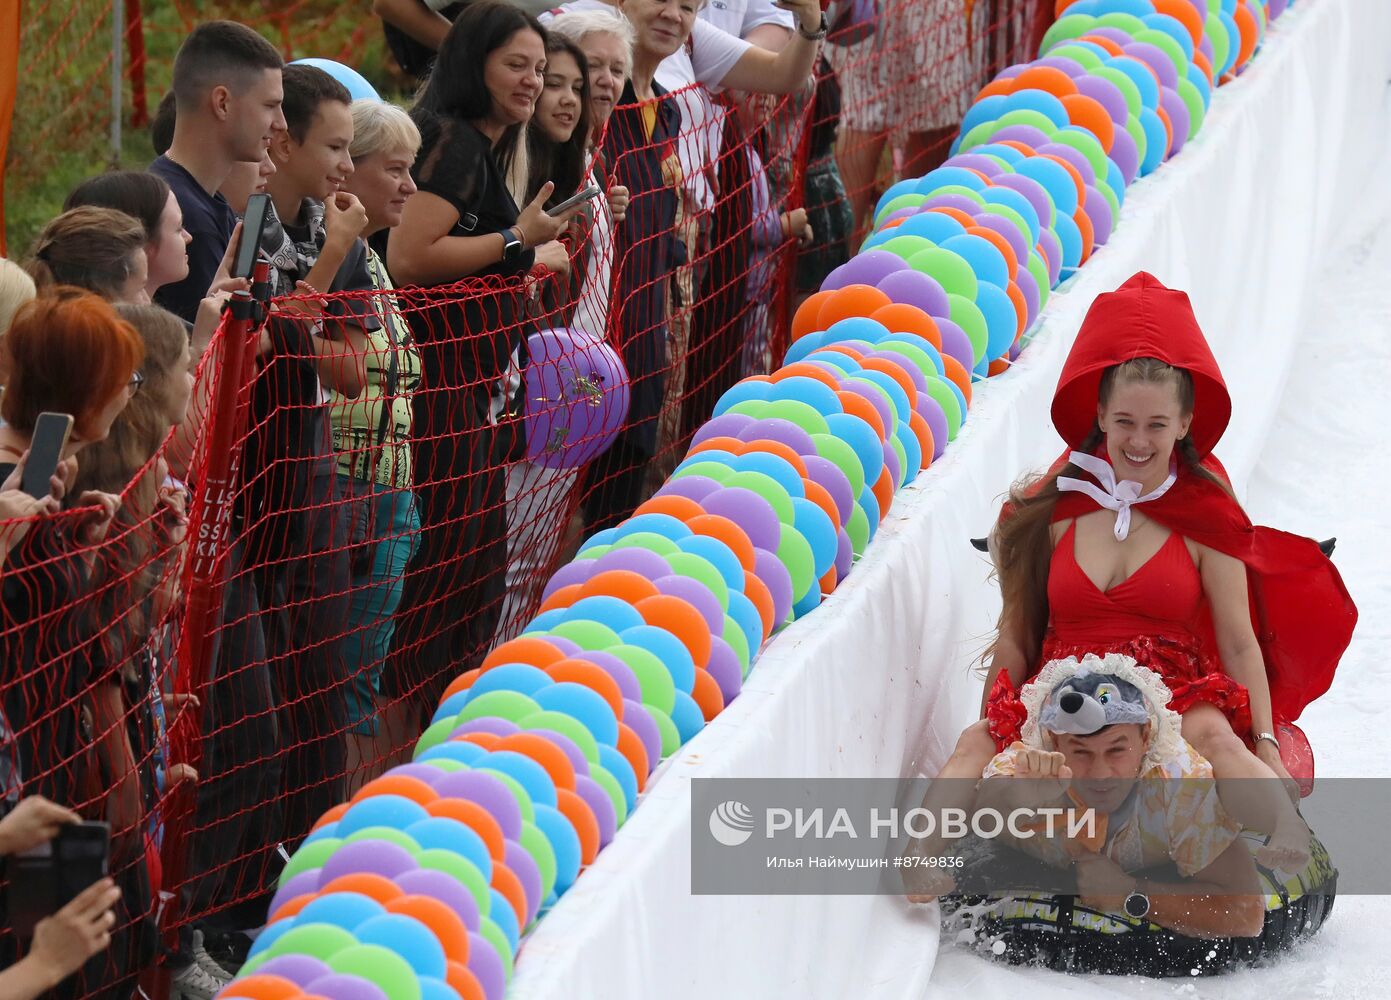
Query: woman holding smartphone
xmin=386 ymin=0 xmax=582 ymax=718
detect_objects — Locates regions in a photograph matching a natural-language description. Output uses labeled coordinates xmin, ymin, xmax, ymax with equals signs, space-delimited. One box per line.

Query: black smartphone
xmin=19 ymin=411 xmax=74 ymax=500
xmin=548 ymin=184 xmax=602 ymax=216
xmin=7 ymin=820 xmax=111 ymax=940
xmin=234 ymin=192 xmax=272 ymax=280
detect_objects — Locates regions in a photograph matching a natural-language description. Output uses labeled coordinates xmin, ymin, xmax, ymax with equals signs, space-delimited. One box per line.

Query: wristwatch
xmin=1123 ymin=891 xmax=1151 ymax=919
xmin=501 ymin=227 xmax=525 ymax=263
xmin=797 ymin=12 xmax=828 ymax=41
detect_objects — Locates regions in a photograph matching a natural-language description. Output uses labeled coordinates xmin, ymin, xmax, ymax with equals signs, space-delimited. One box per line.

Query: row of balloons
xmin=216 ymin=2 xmax=1289 ymax=998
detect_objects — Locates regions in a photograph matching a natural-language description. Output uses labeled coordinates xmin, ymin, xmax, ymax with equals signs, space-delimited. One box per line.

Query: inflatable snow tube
xmin=940 ymin=832 xmax=1337 ymax=977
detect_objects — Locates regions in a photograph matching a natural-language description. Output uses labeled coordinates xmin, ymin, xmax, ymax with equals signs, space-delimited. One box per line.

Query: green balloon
xmin=646 ymin=703 xmax=681 ymax=756
xmin=776 ymin=527 xmax=817 ymax=602
xmin=665 ymin=551 xmax=730 ymax=609
xmin=724 ymin=469 xmax=795 ymax=524
xmin=344 ymin=827 xmax=420 ymax=853
xmin=975 ymin=152 xmax=1015 ymax=175
xmin=1176 ymin=77 xmax=1206 ymax=136
xmin=414 ymin=716 xmax=457 ymax=758
xmin=266 ymin=922 xmax=359 ymax=961
xmin=475 ymin=768 xmax=536 ymax=823
xmin=721 ymin=615 xmax=752 ymax=676
xmin=756 ymin=398 xmax=830 ymax=436
xmin=1027 ymin=251 xmax=1051 ymax=308
xmin=279 ymin=838 xmax=341 ymax=886
xmin=671 ymin=459 xmax=736 ymax=484
xmin=603 ymin=644 xmax=677 ymax=713
xmin=478 ymin=916 xmax=516 ymax=978
xmin=907 ymin=248 xmax=978 ymax=300
xmin=519 ymin=819 xmax=559 ymax=900
xmin=992 ymin=110 xmax=1058 ymax=141
xmin=959 ymin=118 xmax=1008 ymax=154
xmin=1204 ymin=14 xmax=1230 ymax=75
xmin=520 ymin=710 xmax=602 ymax=763
xmin=1132 ymin=28 xmax=1187 ymax=80
xmin=419 ymin=756 xmax=467 ymax=774
xmin=1095 ymin=181 xmax=1121 ymax=230
xmin=922 ymin=374 xmax=963 ymax=441
xmin=328 ymin=944 xmax=422 ymax=1000
xmin=846 ymin=504 xmax=870 ymax=556
xmin=877 ymin=234 xmax=936 ymax=261
xmin=236 ymin=952 xmax=272 ymax=977
xmin=1092 ymin=66 xmax=1142 ymax=119
xmin=1048 ymin=128 xmax=1108 ymax=186
xmin=611 ymin=530 xmax=680 ymax=557
xmin=925 ymin=183 xmax=987 ymax=206
xmin=1124 ymin=114 xmax=1148 ymax=168
xmin=1048 ymin=43 xmax=1104 ymax=71
xmin=808 ymin=432 xmax=866 ymax=498
xmin=458 ymin=690 xmax=542 ymax=725
xmin=1094 ymin=11 xmax=1147 ymax=36
xmin=874 ymin=193 xmax=928 ymax=225
xmin=878 ymin=341 xmax=943 ymax=381
xmin=946 ymin=293 xmax=988 ymax=365
xmin=547 ymin=618 xmax=623 ymax=650
xmin=417 ymin=846 xmax=492 ymax=914
xmin=589 ymin=762 xmax=629 ymax=825
xmin=888 ymin=434 xmax=909 ymax=488
xmin=1039 ymin=13 xmax=1094 ymax=54
xmin=843 ymin=374 xmax=901 ymax=425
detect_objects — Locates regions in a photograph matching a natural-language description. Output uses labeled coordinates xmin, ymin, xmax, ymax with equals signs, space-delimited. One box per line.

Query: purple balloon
xmin=574 ymin=773 xmax=618 ymax=845
xmin=914 ymin=392 xmax=950 ymax=461
xmin=524 ymin=329 xmax=629 ymax=469
xmin=919 ymin=193 xmax=981 ymax=215
xmin=1082 ymin=185 xmax=1113 ymax=245
xmin=1123 ymin=42 xmax=1178 ymax=89
xmin=453 ymin=717 xmax=521 ymax=739
xmin=692 ymin=412 xmax=755 ymax=446
xmin=1036 ymin=143 xmax=1096 ymax=186
xmin=468 ymin=932 xmax=507 ymax=1000
xmin=257 ymin=954 xmax=334 ymax=987
xmin=541 ymin=559 xmax=597 ymax=600
xmin=990 ymin=124 xmax=1049 ymax=148
xmin=1036 ymin=228 xmax=1063 ymax=286
xmin=867 ymin=350 xmax=927 ymax=395
xmin=835 ymin=379 xmax=895 ymax=446
xmin=433 ymin=770 xmax=524 ymax=840
xmin=1075 ymin=73 xmax=1129 ymax=125
xmin=269 ymin=869 xmax=321 ymax=915
xmin=880 ymin=206 xmax=921 ymax=228
xmin=834 ymin=528 xmax=853 ymax=578
xmin=1108 ymin=125 xmax=1139 ymax=186
xmin=503 ymin=838 xmax=543 ymax=923
xmin=592 ymin=546 xmax=671 ymax=580
xmin=800 ymin=456 xmax=855 ymax=530
xmin=619 ymin=698 xmax=662 ymax=765
xmin=705 ymin=636 xmax=744 ymax=698
xmin=531 ymin=633 xmax=581 ymax=656
xmin=394 ymin=868 xmax=482 ymax=931
xmin=574 ymin=649 xmax=642 ymax=703
xmin=527 ymin=727 xmax=590 ymax=775
xmin=1008 ymin=340 xmax=1023 ymax=362
xmin=945 ymin=153 xmax=1006 ymax=178
xmin=737 ymin=417 xmax=816 ymax=456
xmin=320 ymin=839 xmax=417 ymax=884
xmin=1032 ymin=55 xmax=1085 ymax=77
xmin=822 ymin=249 xmax=909 ymax=290
xmin=1158 ymin=86 xmax=1190 ymax=155
xmin=1269 ymin=0 xmax=1286 ymax=17
xmin=752 ymin=547 xmax=794 ymax=625
xmin=993 ymin=173 xmax=1054 ymax=228
xmin=696 ymin=487 xmax=781 ymax=554
xmin=993 ymin=64 xmax=1025 ymax=80
xmin=654 ymin=574 xmax=725 ymax=633
xmin=655 ymin=474 xmax=722 ymax=504
xmin=306 ymin=973 xmax=390 ymax=1000
xmin=933 ymin=318 xmax=976 ymax=375
xmin=881 ymin=438 xmax=902 ymax=488
xmin=973 ymin=211 xmax=1030 ymax=268
xmin=1198 ymin=33 xmax=1214 ymax=64
xmin=1013 ymin=264 xmax=1041 ymax=328
xmin=1083 ymin=25 xmax=1135 ymax=49
xmin=385 ymin=763 xmax=460 ymax=787
xmin=876 ymin=268 xmax=951 ymax=319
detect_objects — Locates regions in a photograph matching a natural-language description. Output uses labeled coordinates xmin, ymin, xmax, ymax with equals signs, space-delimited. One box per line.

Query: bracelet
xmin=296 ymin=278 xmax=320 ymax=296
xmin=1253 ymin=731 xmax=1280 ymax=749
xmin=797 ymin=13 xmax=828 ymax=41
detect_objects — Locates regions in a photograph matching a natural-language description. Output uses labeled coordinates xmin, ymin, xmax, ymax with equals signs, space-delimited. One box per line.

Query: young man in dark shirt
xmin=150 ymin=21 xmax=285 ymax=322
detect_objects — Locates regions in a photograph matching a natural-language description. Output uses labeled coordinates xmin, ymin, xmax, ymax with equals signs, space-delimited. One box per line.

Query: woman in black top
xmin=386 ymin=0 xmax=579 ymax=715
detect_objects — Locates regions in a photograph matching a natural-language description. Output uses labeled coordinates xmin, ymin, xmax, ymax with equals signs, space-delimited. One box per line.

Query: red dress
xmin=986 ymin=521 xmax=1252 ymax=749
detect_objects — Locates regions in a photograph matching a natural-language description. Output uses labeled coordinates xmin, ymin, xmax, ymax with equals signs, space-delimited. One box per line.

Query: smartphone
xmin=234 ymin=192 xmax=272 ymax=280
xmin=548 ymin=184 xmax=602 ymax=216
xmin=19 ymin=411 xmax=74 ymax=500
xmin=7 ymin=820 xmax=111 ymax=940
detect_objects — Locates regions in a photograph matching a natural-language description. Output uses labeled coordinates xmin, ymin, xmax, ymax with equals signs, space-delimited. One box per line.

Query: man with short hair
xmin=150 ymin=20 xmax=285 ymax=322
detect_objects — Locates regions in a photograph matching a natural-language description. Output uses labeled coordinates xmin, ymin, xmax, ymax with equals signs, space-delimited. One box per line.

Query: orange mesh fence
xmin=0 ymin=2 xmax=1052 ymax=995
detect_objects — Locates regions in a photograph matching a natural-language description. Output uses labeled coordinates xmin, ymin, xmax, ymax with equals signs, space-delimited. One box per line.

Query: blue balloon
xmin=675 ymin=534 xmax=745 ymax=592
xmin=1104 ymin=159 xmax=1127 ymax=207
xmin=531 ymin=683 xmax=621 ymax=747
xmin=823 ymin=413 xmax=884 ymax=487
xmin=355 ymin=913 xmax=447 ymax=979
xmin=674 ymin=450 xmax=738 ymax=475
xmin=336 ymin=795 xmax=430 ymax=837
xmin=882 ymin=333 xmax=945 ymax=375
xmin=802 ymin=349 xmax=860 ymax=375
xmin=246 ymin=918 xmax=294 ymax=958
xmin=479 ymin=749 xmax=559 ymax=808
xmin=1002 ymin=88 xmax=1070 ymax=129
xmin=1218 ymin=12 xmax=1241 ymax=75
xmin=290 ymin=58 xmax=382 ymax=101
xmin=446 ymin=664 xmax=551 ymax=715
xmin=532 ymin=804 xmax=583 ymax=895
xmin=792 ymin=586 xmax=822 ymax=619
xmin=894 ymin=421 xmax=923 ymax=483
xmin=725 ymin=593 xmax=764 ymax=658
xmin=790 ymin=497 xmax=837 ymax=579
xmin=417 ymin=741 xmax=487 ymax=767
xmin=824 ymin=316 xmax=889 ymax=343
xmin=732 ymin=452 xmax=806 ymax=499
xmin=970 ymin=142 xmax=1027 ymax=166
xmin=845 ymin=372 xmax=910 ymax=429
xmin=577 ymin=527 xmax=619 ymax=554
xmin=304 ymin=821 xmax=339 ymax=845
xmin=618 ymin=624 xmax=696 ymax=695
xmin=1105 ymin=56 xmax=1160 ymax=110
xmin=487 ymin=888 xmax=521 ymax=952
xmin=1142 ymin=13 xmax=1195 ymax=61
xmin=894 ymin=212 xmax=964 ymax=244
xmin=597 ymin=744 xmax=639 ymax=813
xmin=1051 ymin=213 xmax=1084 ymax=271
xmin=712 ymin=379 xmax=773 ymax=416
xmin=857 ymin=486 xmax=881 ymax=542
xmin=562 ymin=596 xmax=646 ymax=634
xmin=522 ymin=608 xmax=569 ymax=634
xmin=1014 ymin=158 xmax=1078 ymax=216
xmin=298 ymin=892 xmax=387 ymax=932
xmin=420 ymin=977 xmax=465 ymax=1000
xmin=669 ymin=689 xmax=705 ymax=744
xmin=976 ymin=282 xmax=1019 ymax=361
xmin=958 ymin=94 xmax=1011 ymax=138
xmin=1136 ymin=107 xmax=1167 ymax=175
xmin=940 ymin=234 xmax=1010 ymax=289
xmin=404 ymin=818 xmax=493 ymax=880
xmin=860 ymin=229 xmax=895 ymax=251
xmin=915 ymin=166 xmax=989 ymax=193
xmin=781 ymin=333 xmax=823 ymax=366
xmin=613 ymin=513 xmax=692 ymax=543
xmin=767 ymin=376 xmax=842 ymax=416
xmin=981 ymin=187 xmax=1042 ymax=244
xmin=873 ymin=178 xmax=926 ymax=220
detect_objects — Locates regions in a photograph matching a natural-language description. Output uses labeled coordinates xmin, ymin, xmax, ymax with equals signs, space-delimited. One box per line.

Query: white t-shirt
xmin=699 ymin=0 xmax=794 ymax=41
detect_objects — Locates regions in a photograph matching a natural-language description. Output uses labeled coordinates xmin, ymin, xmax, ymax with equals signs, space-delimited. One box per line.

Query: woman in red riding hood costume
xmin=912 ymin=273 xmax=1356 ymax=890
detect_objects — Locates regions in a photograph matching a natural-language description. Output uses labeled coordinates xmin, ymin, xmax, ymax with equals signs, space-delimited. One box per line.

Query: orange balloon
xmin=578 ymin=568 xmax=661 ymax=605
xmin=1012 ymin=65 xmax=1079 ymax=99
xmin=1060 ymin=93 xmax=1114 ymax=152
xmin=446 ymin=961 xmax=487 ymax=1000
xmin=964 ymin=225 xmax=1019 ymax=277
xmin=820 ymin=565 xmax=838 ymax=595
xmin=995 ymin=139 xmax=1037 ymax=156
xmin=1005 ymin=281 xmax=1027 ymax=337
xmin=817 ymin=343 xmax=866 ymax=364
xmin=440 ymin=669 xmax=480 ymax=701
xmin=690 ymin=668 xmax=725 ymax=721
xmin=1040 ymin=153 xmax=1086 ymax=206
xmin=353 ymin=774 xmax=438 ymax=806
xmin=458 ymin=732 xmax=502 ymax=751
xmin=879 ymin=216 xmax=906 ymax=230
xmin=868 ymin=303 xmax=943 ymax=348
xmin=859 ymin=356 xmax=917 ymax=409
xmin=556 ymin=787 xmax=601 ymax=864
xmin=816 ymin=284 xmax=892 ymax=328
xmin=635 ymin=594 xmax=711 ymax=669
xmin=801 ymin=478 xmax=843 ymax=531
xmin=1233 ymin=2 xmax=1258 ymax=69
xmin=1072 ymin=207 xmax=1095 ymax=265
xmin=387 ymin=894 xmax=471 ymax=964
xmin=974 ymin=77 xmax=1017 ymax=101
xmin=482 ymin=637 xmax=567 ymax=673
xmin=1155 ymin=0 xmax=1204 ymax=45
xmin=425 ymin=799 xmax=506 ymax=860
xmin=268 ymin=892 xmax=316 ymax=923
xmin=1154 ymin=105 xmax=1174 ymax=158
xmin=1192 ymin=50 xmax=1214 ymax=87
xmin=791 ymin=290 xmax=835 ymax=341
xmin=494 ymin=732 xmax=578 ymax=790
xmin=743 ymin=374 xmax=774 ymax=383
xmin=835 ymin=390 xmax=886 ymax=442
xmin=927 ymin=205 xmax=976 ymax=229
xmin=741 ymin=570 xmax=776 ymax=639
xmin=1054 ymin=0 xmax=1080 ymax=14
xmin=907 ymin=411 xmax=935 ymax=471
xmin=1078 ymin=33 xmax=1124 ymax=57
xmin=615 ymin=721 xmax=651 ymax=787
xmin=490 ymin=861 xmax=528 ymax=928
xmin=941 ymin=354 xmax=973 ymax=406
xmin=537 ymin=582 xmax=583 ymax=614
xmin=871 ymin=467 xmax=894 ymax=520
xmin=312 ymin=802 xmax=350 ymax=831
xmin=542 ymin=660 xmax=624 ymax=717
xmin=688 ymin=435 xmax=748 ymax=458
xmin=987 ymin=357 xmax=1012 ymax=376
xmin=772 ymin=361 xmax=842 ymax=391
xmin=635 ymin=494 xmax=706 ymax=522
xmin=320 ymin=872 xmax=405 ymax=904
xmin=738 ymin=438 xmax=809 ymax=477
xmin=685 ymin=514 xmax=756 ymax=572
xmin=221 ymin=975 xmax=301 ymax=1000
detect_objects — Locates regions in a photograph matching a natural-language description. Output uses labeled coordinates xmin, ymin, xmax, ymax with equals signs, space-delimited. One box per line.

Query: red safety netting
xmin=0 ymin=2 xmax=1051 ymax=995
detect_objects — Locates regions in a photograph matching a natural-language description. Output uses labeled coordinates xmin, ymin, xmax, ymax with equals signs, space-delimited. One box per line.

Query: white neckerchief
xmin=1056 ymin=451 xmax=1178 ymax=541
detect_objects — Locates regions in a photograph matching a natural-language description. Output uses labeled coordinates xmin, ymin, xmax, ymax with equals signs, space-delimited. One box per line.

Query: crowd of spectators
xmin=0 ymin=2 xmax=1004 ymax=996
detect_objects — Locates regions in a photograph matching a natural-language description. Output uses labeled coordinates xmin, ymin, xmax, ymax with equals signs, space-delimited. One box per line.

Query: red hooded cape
xmin=1044 ymin=273 xmax=1356 ymax=727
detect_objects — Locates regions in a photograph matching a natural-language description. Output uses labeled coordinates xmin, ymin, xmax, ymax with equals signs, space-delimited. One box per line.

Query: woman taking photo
xmin=386 ymin=0 xmax=581 ymax=716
